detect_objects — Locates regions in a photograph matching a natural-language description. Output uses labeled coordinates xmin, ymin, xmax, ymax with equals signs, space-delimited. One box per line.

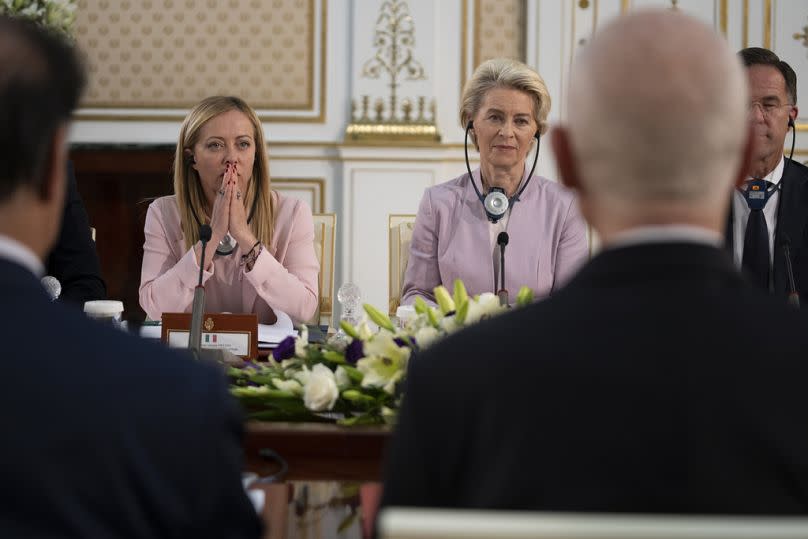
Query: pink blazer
xmin=401 ymin=168 xmax=588 ymax=304
xmin=139 ymin=193 xmax=319 ymax=324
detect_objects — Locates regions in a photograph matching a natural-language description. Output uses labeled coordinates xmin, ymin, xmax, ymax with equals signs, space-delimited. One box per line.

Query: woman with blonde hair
xmin=139 ymin=95 xmax=318 ymax=324
xmin=401 ymin=58 xmax=588 ymax=304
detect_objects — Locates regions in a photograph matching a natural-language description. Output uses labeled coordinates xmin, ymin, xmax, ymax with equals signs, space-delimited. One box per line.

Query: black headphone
xmin=464 ymin=121 xmax=541 ymax=223
xmin=788 ymin=116 xmax=795 ymax=129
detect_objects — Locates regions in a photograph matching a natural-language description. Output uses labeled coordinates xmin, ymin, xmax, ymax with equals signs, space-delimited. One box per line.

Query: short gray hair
xmin=460 ymin=58 xmax=551 ymax=135
xmin=567 ymin=10 xmax=747 ymax=208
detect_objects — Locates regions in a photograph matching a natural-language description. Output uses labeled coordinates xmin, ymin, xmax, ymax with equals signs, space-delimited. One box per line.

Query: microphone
xmin=41 ymin=275 xmax=62 ymax=302
xmin=189 ymin=224 xmax=212 ymax=355
xmin=497 ymin=232 xmax=509 ymax=306
xmin=781 ymin=234 xmax=800 ymax=308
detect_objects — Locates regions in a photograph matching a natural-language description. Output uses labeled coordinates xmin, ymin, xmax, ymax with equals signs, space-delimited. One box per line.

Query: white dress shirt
xmin=731 ymin=155 xmax=784 ymax=268
xmin=0 ymin=234 xmax=44 ymax=277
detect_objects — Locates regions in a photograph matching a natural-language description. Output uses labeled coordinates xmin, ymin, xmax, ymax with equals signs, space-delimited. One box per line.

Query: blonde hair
xmin=460 ymin=58 xmax=552 ymax=142
xmin=173 ymin=95 xmax=275 ymax=251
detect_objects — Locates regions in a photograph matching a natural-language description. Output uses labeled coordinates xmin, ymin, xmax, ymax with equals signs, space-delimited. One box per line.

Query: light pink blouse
xmin=139 ymin=192 xmax=319 ymax=324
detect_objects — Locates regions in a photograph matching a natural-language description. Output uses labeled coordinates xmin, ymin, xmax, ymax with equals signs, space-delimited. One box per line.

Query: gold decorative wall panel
xmin=473 ymin=0 xmax=526 ymax=66
xmin=75 ymin=0 xmax=316 ymax=111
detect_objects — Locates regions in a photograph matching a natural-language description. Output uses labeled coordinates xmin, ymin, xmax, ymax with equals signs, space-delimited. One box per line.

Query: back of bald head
xmin=567 ymin=10 xmax=747 ymax=211
xmin=0 ymin=16 xmax=85 ymax=201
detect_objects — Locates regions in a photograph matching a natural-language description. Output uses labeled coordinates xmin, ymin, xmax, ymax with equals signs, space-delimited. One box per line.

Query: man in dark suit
xmin=382 ymin=10 xmax=808 ymax=514
xmin=44 ymin=161 xmax=107 ymax=305
xmin=0 ymin=17 xmax=261 ymax=537
xmin=726 ymin=47 xmax=808 ymax=303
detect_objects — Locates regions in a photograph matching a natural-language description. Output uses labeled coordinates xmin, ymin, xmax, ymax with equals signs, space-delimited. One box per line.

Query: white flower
xmin=293 ymin=365 xmax=311 ymax=386
xmin=363 ymin=332 xmax=411 ymax=363
xmin=465 ymin=292 xmax=504 ymax=324
xmin=295 ymin=325 xmax=309 ymax=357
xmin=303 ymin=364 xmax=339 ymax=411
xmin=335 ymin=366 xmax=351 ymax=390
xmin=414 ymin=326 xmax=441 ymax=348
xmin=356 ymin=320 xmax=374 ymax=340
xmin=272 ymin=378 xmax=303 ymax=395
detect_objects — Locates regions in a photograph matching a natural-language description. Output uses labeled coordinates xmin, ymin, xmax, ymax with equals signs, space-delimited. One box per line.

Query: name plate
xmin=161 ymin=313 xmax=258 ymax=360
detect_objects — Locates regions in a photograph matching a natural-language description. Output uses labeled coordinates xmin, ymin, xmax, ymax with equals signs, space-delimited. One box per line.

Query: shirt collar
xmin=748 ymin=155 xmax=785 ymax=186
xmin=0 ymin=235 xmax=45 ymax=277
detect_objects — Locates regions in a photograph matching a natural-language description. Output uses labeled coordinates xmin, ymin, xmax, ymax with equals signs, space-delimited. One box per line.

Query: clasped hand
xmin=209 ymin=162 xmax=257 ymax=249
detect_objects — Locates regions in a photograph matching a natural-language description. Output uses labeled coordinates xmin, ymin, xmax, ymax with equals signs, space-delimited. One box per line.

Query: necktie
xmin=741 ymin=180 xmax=772 ymax=289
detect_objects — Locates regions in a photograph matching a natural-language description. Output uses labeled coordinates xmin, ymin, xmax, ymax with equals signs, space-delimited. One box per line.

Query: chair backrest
xmin=388 ymin=214 xmax=416 ymax=315
xmin=311 ymin=213 xmax=336 ymax=327
xmin=378 ymin=509 xmax=808 ymax=539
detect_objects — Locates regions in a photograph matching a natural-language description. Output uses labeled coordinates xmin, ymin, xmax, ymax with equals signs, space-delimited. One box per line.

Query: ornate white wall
xmin=69 ymin=0 xmax=808 ymax=320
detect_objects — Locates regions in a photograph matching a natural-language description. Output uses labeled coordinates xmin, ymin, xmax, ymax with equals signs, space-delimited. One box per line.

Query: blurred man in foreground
xmin=0 ymin=16 xmax=260 ymax=537
xmin=382 ymin=9 xmax=808 ymax=513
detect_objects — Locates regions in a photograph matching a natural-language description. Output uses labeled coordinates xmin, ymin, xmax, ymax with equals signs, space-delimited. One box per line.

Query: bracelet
xmin=240 ymin=241 xmax=262 ymax=268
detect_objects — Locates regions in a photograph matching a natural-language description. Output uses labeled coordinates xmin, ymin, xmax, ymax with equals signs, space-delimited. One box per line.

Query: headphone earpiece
xmin=788 ymin=116 xmax=795 ymax=129
xmin=467 ymin=121 xmax=474 ymax=130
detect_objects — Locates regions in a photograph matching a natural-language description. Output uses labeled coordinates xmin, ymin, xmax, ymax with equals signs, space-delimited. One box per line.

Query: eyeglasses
xmin=748 ymin=101 xmax=793 ymax=118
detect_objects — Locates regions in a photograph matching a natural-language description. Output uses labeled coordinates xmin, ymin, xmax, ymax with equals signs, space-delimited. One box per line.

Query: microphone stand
xmin=497 ymin=232 xmax=509 ymax=306
xmin=782 ymin=236 xmax=800 ymax=308
xmin=189 ymin=225 xmax=212 ymax=357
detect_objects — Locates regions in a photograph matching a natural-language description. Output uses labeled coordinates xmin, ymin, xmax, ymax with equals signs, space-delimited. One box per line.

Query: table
xmin=243 ymin=421 xmax=391 ymax=481
xmin=243 ymin=422 xmax=390 ymax=539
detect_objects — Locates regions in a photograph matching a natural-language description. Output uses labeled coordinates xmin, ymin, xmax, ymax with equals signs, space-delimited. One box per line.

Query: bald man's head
xmin=557 ymin=10 xmax=749 ymax=225
xmin=0 ymin=16 xmax=85 ymax=199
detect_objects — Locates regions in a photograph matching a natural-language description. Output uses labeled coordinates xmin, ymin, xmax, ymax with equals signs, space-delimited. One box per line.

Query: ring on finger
xmin=218 ymin=188 xmax=225 ymax=196
xmin=236 ymin=191 xmax=241 ymax=200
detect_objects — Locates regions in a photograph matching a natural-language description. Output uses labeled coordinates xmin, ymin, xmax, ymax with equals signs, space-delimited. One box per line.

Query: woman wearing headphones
xmin=139 ymin=95 xmax=319 ymax=325
xmin=401 ymin=58 xmax=588 ymax=305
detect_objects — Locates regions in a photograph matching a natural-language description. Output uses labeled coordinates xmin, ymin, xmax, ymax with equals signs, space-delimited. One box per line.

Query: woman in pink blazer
xmin=402 ymin=59 xmax=588 ymax=304
xmin=139 ymin=96 xmax=318 ymax=324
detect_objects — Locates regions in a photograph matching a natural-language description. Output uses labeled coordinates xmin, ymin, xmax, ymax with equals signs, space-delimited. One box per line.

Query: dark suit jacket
xmin=0 ymin=258 xmax=261 ymax=538
xmin=45 ymin=161 xmax=106 ymax=306
xmin=382 ymin=242 xmax=808 ymax=514
xmin=726 ymin=158 xmax=808 ymax=303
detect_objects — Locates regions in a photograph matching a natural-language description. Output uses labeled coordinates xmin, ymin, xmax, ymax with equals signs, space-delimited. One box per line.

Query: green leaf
xmin=426 ymin=306 xmax=440 ymax=328
xmin=342 ymin=389 xmax=376 ymax=404
xmin=322 ymin=350 xmax=346 ymax=364
xmin=364 ymin=303 xmax=395 ymax=332
xmin=516 ymin=285 xmax=534 ymax=307
xmin=338 ymin=413 xmax=385 ymax=426
xmin=341 ymin=365 xmax=364 ymax=383
xmin=453 ymin=279 xmax=469 ymax=307
xmin=339 ymin=319 xmax=361 ymax=339
xmin=454 ymin=297 xmax=469 ymax=325
xmin=413 ymin=296 xmax=429 ymax=315
xmin=434 ymin=285 xmax=455 ymax=315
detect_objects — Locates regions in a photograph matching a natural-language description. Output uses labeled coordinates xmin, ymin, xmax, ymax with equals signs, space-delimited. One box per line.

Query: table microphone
xmin=41 ymin=275 xmax=62 ymax=302
xmin=781 ymin=234 xmax=800 ymax=308
xmin=189 ymin=224 xmax=212 ymax=355
xmin=497 ymin=232 xmax=509 ymax=306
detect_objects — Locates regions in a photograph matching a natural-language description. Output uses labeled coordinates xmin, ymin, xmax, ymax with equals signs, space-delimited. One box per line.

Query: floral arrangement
xmin=229 ymin=280 xmax=533 ymax=426
xmin=1 ymin=0 xmax=77 ymax=38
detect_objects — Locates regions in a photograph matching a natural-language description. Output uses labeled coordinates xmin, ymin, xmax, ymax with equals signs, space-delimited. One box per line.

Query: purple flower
xmin=272 ymin=336 xmax=296 ymax=361
xmin=345 ymin=339 xmax=364 ymax=364
xmin=394 ymin=336 xmax=416 ymax=348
